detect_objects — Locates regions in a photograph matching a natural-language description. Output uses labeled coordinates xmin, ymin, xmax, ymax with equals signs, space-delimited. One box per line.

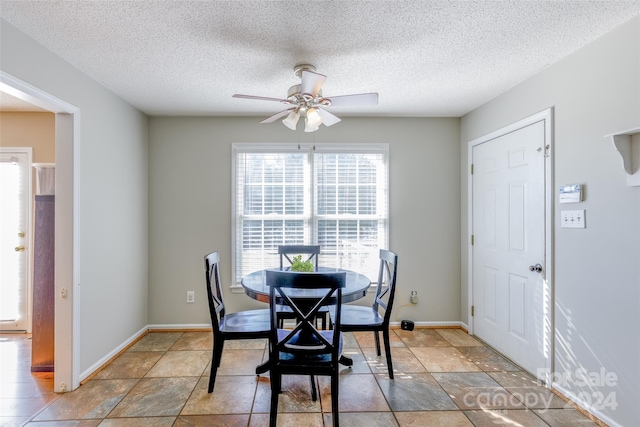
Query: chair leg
xmin=208 ymin=338 xmax=224 ymax=393
xmin=309 ymin=375 xmax=318 ymax=401
xmin=373 ymin=330 xmax=381 ymax=356
xmin=331 ymin=374 xmax=340 ymax=427
xmin=382 ymin=329 xmax=394 ymax=379
xmin=269 ymin=373 xmax=281 ymax=427
xmin=207 ymin=363 xmax=217 ymax=393
xmin=215 ymin=339 xmax=225 ymax=367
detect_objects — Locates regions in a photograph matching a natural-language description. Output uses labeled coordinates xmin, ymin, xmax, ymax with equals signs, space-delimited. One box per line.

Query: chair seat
xmin=220 ymin=309 xmax=271 ymax=333
xmin=332 ymin=305 xmax=384 ymax=327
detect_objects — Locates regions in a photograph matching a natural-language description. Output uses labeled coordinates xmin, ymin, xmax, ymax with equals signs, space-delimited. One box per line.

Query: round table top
xmin=241 ymin=267 xmax=371 ymax=304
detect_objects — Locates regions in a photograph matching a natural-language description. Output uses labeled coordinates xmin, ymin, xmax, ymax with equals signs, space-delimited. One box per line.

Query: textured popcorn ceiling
xmin=1 ymin=1 xmax=639 ymax=117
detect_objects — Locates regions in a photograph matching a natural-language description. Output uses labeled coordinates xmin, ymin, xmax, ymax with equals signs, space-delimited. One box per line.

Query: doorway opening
xmin=1 ymin=70 xmax=80 ymax=392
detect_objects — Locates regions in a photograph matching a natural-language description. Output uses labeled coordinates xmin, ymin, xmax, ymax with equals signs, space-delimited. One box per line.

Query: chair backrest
xmin=373 ymin=249 xmax=399 ymax=324
xmin=266 ymin=270 xmax=345 ymax=360
xmin=204 ymin=251 xmax=225 ymax=331
xmin=278 ymin=245 xmax=321 ymax=270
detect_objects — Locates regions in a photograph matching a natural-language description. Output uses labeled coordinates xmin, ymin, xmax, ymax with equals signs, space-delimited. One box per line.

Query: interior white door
xmin=0 ymin=149 xmax=31 ymax=331
xmin=472 ymin=120 xmax=549 ymax=377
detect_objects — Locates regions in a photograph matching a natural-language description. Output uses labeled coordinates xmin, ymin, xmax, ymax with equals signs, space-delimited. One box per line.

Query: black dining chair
xmin=329 ymin=249 xmax=398 ymax=378
xmin=266 ymin=269 xmax=346 ymax=427
xmin=204 ymin=251 xmax=270 ymax=393
xmin=277 ymin=245 xmax=328 ymax=329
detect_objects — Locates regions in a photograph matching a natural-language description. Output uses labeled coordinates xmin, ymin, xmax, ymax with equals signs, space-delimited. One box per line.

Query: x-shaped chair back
xmin=278 ymin=245 xmax=321 ymax=270
xmin=267 ymin=269 xmax=345 ymax=358
xmin=373 ymin=248 xmax=398 ymax=323
xmin=205 ymin=251 xmax=226 ymax=329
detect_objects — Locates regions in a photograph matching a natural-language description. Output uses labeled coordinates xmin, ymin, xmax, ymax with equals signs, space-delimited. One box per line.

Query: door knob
xmin=14 ymin=245 xmax=26 ymax=252
xmin=529 ymin=263 xmax=542 ymax=273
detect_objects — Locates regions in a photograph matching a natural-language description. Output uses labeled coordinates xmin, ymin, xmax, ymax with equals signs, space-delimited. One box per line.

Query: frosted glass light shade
xmin=282 ymin=111 xmax=300 ymax=130
xmin=304 ymin=108 xmax=322 ymax=132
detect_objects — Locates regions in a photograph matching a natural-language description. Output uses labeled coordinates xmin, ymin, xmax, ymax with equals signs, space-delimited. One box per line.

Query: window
xmin=232 ymin=143 xmax=389 ymax=285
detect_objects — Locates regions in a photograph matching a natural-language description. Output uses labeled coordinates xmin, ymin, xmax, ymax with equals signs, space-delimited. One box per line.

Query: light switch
xmin=561 ymin=210 xmax=586 ymax=228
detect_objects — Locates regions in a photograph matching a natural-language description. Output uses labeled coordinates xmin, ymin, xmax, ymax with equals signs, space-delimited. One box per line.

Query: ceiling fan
xmin=233 ymin=64 xmax=378 ymax=132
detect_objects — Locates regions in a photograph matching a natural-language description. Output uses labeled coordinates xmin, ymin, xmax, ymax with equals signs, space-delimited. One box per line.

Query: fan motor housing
xmin=287 ymin=84 xmax=302 ymax=98
xmin=293 ymin=63 xmax=316 ymax=78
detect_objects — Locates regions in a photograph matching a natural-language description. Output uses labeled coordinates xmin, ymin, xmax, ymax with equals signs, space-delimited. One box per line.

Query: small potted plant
xmin=290 ymin=255 xmax=314 ymax=272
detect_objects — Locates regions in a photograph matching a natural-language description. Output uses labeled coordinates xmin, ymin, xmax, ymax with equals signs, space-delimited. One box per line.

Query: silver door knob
xmin=529 ymin=263 xmax=542 ymax=273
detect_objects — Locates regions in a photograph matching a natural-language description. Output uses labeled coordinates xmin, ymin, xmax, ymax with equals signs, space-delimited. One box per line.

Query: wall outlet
xmin=410 ymin=290 xmax=418 ymax=304
xmin=186 ymin=291 xmax=195 ymax=303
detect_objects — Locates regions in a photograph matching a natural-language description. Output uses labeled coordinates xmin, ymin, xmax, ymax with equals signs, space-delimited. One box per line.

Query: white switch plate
xmin=561 ymin=210 xmax=586 ymax=228
xmin=186 ymin=291 xmax=195 ymax=303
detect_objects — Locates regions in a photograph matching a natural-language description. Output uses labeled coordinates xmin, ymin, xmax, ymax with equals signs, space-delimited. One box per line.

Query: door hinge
xmin=471 ymin=305 xmax=475 ymax=316
xmin=470 ymin=163 xmax=474 ymax=174
xmin=471 ymin=235 xmax=474 ymax=245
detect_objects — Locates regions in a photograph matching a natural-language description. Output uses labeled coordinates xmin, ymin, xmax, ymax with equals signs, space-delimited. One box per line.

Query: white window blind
xmin=233 ymin=143 xmax=388 ymax=285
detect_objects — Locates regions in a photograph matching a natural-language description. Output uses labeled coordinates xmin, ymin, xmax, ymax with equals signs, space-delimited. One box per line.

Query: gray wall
xmin=1 ymin=19 xmax=149 ymax=376
xmin=460 ymin=16 xmax=640 ymax=427
xmin=148 ymin=116 xmax=461 ymax=326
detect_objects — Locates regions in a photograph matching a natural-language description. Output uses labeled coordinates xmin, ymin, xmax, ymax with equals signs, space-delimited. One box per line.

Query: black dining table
xmin=241 ymin=266 xmax=371 ymax=373
xmin=241 ymin=266 xmax=371 ymax=304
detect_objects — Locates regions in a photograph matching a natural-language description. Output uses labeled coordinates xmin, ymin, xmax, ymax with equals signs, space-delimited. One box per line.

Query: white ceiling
xmin=1 ymin=1 xmax=639 ymax=117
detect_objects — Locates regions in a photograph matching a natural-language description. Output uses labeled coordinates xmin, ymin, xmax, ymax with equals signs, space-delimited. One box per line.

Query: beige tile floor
xmin=1 ymin=329 xmax=601 ymax=426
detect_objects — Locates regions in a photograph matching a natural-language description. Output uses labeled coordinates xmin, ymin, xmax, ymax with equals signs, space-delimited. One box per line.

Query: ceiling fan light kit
xmin=233 ymin=64 xmax=378 ymax=132
xmin=282 ymin=110 xmax=300 ymax=130
xmin=304 ymin=107 xmax=322 ymax=132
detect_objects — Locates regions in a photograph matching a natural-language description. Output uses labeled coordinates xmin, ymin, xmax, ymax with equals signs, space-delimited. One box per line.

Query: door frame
xmin=1 ymin=70 xmax=81 ymax=392
xmin=467 ymin=108 xmax=554 ymax=381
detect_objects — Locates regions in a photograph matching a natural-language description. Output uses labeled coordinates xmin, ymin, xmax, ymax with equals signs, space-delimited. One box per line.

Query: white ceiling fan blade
xmin=326 ymin=92 xmax=378 ymax=107
xmin=233 ymin=94 xmax=288 ymax=103
xmin=259 ymin=108 xmax=294 ymax=124
xmin=317 ymin=108 xmax=341 ymax=127
xmin=301 ymin=70 xmax=326 ymax=97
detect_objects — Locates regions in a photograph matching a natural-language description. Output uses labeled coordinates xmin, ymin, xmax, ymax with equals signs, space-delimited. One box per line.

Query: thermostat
xmin=559 ymin=184 xmax=582 ymax=203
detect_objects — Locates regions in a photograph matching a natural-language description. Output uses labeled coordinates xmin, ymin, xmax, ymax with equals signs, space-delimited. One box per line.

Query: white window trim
xmin=231 ymin=142 xmax=389 ymax=291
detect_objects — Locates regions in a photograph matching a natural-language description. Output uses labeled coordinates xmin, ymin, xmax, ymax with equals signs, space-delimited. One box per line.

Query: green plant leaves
xmin=290 ymin=254 xmax=314 ymax=272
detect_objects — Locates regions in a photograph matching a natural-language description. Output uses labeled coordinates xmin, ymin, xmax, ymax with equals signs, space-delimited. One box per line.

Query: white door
xmin=471 ymin=118 xmax=550 ymax=378
xmin=0 ymin=149 xmax=31 ymax=332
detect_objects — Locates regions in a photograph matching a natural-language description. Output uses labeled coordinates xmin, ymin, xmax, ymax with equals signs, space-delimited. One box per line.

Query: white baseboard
xmin=79 ymin=325 xmax=148 ymax=382
xmin=552 ymin=383 xmax=621 ymax=427
xmin=150 ymin=322 xmax=466 ymax=330
xmin=147 ymin=323 xmax=211 ymax=330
